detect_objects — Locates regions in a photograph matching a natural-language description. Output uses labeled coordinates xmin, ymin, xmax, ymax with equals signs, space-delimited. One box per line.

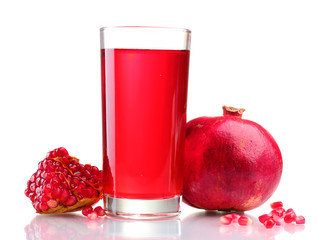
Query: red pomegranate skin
xmin=183 ymin=106 xmax=283 ymax=211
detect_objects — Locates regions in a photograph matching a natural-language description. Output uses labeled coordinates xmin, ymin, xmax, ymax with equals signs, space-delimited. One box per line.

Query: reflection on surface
xmin=103 ymin=217 xmax=181 ymax=239
xmin=25 ymin=211 xmax=305 ymax=240
xmin=25 ymin=214 xmax=104 ymax=240
xmin=25 ymin=214 xmax=180 ymax=240
xmin=181 ymin=211 xmax=305 ymax=240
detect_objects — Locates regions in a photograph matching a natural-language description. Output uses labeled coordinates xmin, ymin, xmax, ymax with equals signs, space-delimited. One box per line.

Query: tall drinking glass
xmin=100 ymin=26 xmax=191 ymax=219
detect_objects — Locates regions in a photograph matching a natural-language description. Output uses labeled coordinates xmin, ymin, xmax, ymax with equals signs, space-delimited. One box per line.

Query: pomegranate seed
xmin=72 ymin=176 xmax=80 ymax=184
xmin=91 ymin=166 xmax=99 ymax=174
xmin=69 ymin=164 xmax=78 ymax=172
xmin=50 ymin=176 xmax=60 ymax=187
xmin=220 ymin=215 xmax=232 ymax=225
xmin=40 ymin=194 xmax=50 ymax=203
xmin=34 ymin=202 xmax=41 ymax=211
xmin=263 ymin=218 xmax=275 ymax=229
xmin=238 ymin=216 xmax=253 ymax=226
xmin=62 ymin=157 xmax=70 ymax=165
xmin=35 ymin=187 xmax=41 ymax=194
xmin=258 ymin=214 xmax=272 ymax=224
xmin=87 ymin=211 xmax=98 ymax=220
xmin=92 ymin=190 xmax=99 ymax=197
xmin=40 ymin=202 xmax=49 ymax=211
xmin=84 ymin=187 xmax=95 ymax=198
xmin=51 ymin=187 xmax=61 ymax=199
xmin=60 ymin=181 xmax=68 ymax=189
xmin=59 ymin=189 xmax=70 ymax=203
xmin=41 ymin=171 xmax=47 ymax=179
xmin=94 ymin=206 xmax=106 ymax=216
xmin=89 ymin=175 xmax=98 ymax=183
xmin=284 ymin=210 xmax=297 ymax=223
xmin=35 ymin=178 xmax=42 ymax=186
xmin=58 ymin=173 xmax=65 ymax=181
xmin=29 ymin=193 xmax=35 ymax=201
xmin=46 ymin=164 xmax=56 ymax=172
xmin=47 ymin=199 xmax=58 ymax=208
xmin=227 ymin=213 xmax=240 ymax=223
xmin=24 ymin=189 xmax=30 ymax=197
xmin=65 ymin=196 xmax=77 ymax=206
xmin=270 ymin=201 xmax=283 ymax=209
xmin=285 ymin=208 xmax=294 ymax=214
xmin=270 ymin=207 xmax=285 ymax=218
xmin=55 ymin=147 xmax=69 ymax=157
xmin=38 ymin=161 xmax=44 ymax=170
xmin=82 ymin=206 xmax=93 ymax=216
xmin=46 ymin=150 xmax=56 ymax=159
xmin=272 ymin=214 xmax=283 ymax=225
xmin=295 ymin=215 xmax=305 ymax=224
xmin=30 ymin=174 xmax=36 ymax=182
xmin=36 ymin=170 xmax=42 ymax=178
xmin=84 ymin=170 xmax=91 ymax=178
xmin=30 ymin=183 xmax=36 ymax=192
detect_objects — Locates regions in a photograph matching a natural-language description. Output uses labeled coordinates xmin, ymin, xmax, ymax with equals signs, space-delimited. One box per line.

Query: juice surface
xmin=101 ymin=48 xmax=190 ymax=199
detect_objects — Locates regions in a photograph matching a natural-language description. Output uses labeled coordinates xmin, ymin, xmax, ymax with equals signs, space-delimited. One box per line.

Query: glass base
xmin=104 ymin=194 xmax=181 ymax=219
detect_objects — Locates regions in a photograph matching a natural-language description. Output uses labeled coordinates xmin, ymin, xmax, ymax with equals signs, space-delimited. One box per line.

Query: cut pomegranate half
xmin=25 ymin=147 xmax=103 ymax=214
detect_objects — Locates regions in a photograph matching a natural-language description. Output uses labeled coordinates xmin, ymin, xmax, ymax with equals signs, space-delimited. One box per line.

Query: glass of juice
xmin=100 ymin=26 xmax=191 ymax=219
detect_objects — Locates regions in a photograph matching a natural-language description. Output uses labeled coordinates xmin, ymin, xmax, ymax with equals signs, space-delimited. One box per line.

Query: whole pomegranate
xmin=24 ymin=147 xmax=103 ymax=214
xmin=183 ymin=106 xmax=282 ymax=211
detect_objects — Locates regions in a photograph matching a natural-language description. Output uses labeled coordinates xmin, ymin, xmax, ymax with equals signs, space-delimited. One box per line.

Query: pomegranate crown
xmin=223 ymin=105 xmax=245 ymax=118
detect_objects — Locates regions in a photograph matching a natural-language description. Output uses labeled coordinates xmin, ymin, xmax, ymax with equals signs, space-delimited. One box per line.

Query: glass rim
xmin=100 ymin=26 xmax=191 ymax=34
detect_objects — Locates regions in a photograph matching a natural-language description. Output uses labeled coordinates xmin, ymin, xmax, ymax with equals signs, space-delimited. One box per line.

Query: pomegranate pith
xmin=24 ymin=147 xmax=103 ymax=214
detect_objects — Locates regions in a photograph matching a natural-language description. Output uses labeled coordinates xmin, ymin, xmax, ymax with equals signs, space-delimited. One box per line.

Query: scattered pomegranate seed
xmin=284 ymin=210 xmax=297 ymax=223
xmin=270 ymin=201 xmax=283 ymax=209
xmin=264 ymin=218 xmax=276 ymax=229
xmin=285 ymin=208 xmax=294 ymax=214
xmin=220 ymin=215 xmax=233 ymax=225
xmin=270 ymin=207 xmax=285 ymax=218
xmin=238 ymin=216 xmax=253 ymax=225
xmin=87 ymin=211 xmax=98 ymax=220
xmin=258 ymin=202 xmax=305 ymax=229
xmin=272 ymin=214 xmax=283 ymax=225
xmin=295 ymin=216 xmax=305 ymax=224
xmin=82 ymin=206 xmax=93 ymax=216
xmin=223 ymin=213 xmax=240 ymax=223
xmin=230 ymin=213 xmax=240 ymax=223
xmin=94 ymin=206 xmax=106 ymax=216
xmin=258 ymin=214 xmax=272 ymax=224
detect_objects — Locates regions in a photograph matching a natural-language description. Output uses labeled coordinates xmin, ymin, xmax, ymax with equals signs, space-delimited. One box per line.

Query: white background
xmin=0 ymin=0 xmax=333 ymax=239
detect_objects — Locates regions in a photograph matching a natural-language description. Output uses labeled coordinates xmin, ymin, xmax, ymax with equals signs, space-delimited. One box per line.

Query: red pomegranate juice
xmin=101 ymin=49 xmax=190 ymax=199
